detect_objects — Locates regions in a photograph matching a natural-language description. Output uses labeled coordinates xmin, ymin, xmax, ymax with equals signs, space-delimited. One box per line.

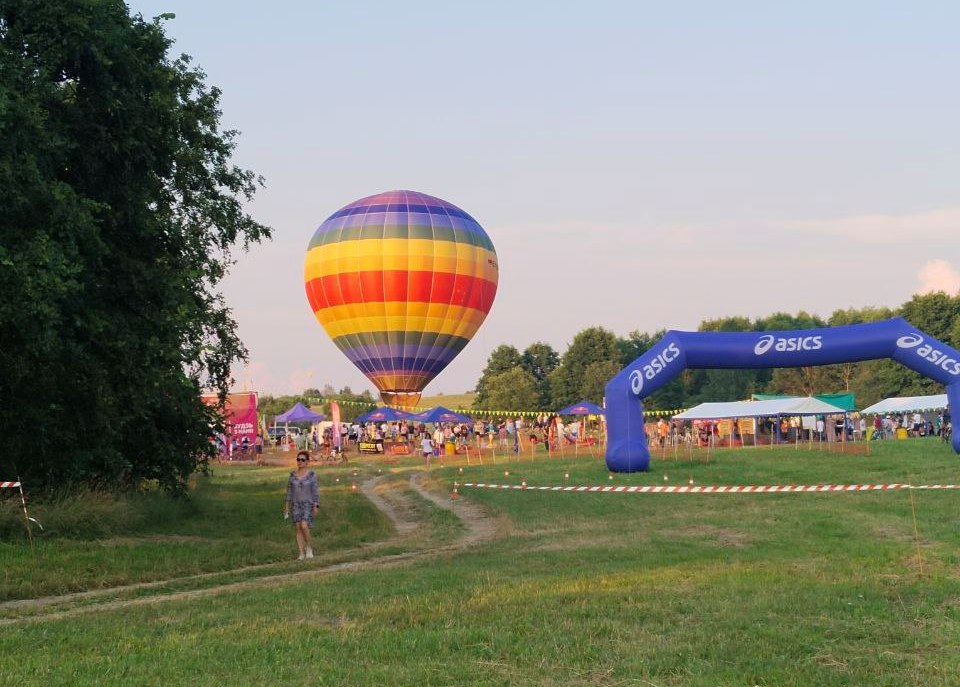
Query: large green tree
xmin=580 ymin=360 xmax=623 ymax=406
xmin=0 ymin=3 xmax=270 ymax=492
xmin=519 ymin=341 xmax=559 ymax=409
xmin=481 ymin=367 xmax=539 ymax=412
xmin=900 ymin=292 xmax=960 ymax=341
xmin=550 ymin=327 xmax=620 ymax=408
xmin=473 ymin=344 xmax=522 ymax=408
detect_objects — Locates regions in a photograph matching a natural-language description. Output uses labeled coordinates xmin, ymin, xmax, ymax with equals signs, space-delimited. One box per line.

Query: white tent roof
xmin=674 ymin=397 xmax=847 ymax=420
xmin=859 ymin=394 xmax=948 ymax=415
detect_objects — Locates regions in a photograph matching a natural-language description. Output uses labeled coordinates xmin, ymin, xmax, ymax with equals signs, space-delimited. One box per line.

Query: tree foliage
xmin=0 ymin=3 xmax=270 ymax=492
xmin=519 ymin=341 xmax=559 ymax=409
xmin=473 ymin=344 xmax=521 ymax=408
xmin=481 ymin=367 xmax=539 ymax=411
xmin=580 ymin=360 xmax=623 ymax=405
xmin=549 ymin=327 xmax=620 ymax=408
xmin=477 ymin=296 xmax=960 ymax=412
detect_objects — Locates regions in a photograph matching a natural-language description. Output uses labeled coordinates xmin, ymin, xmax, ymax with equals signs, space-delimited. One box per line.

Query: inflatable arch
xmin=605 ymin=318 xmax=960 ymax=472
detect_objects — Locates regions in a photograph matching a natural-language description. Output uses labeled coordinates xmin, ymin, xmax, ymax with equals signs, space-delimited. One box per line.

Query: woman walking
xmin=284 ymin=451 xmax=320 ymax=560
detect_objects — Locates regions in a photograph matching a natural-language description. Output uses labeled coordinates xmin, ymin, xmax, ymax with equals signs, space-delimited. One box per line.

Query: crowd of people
xmin=868 ymin=411 xmax=952 ymax=441
xmin=214 ymin=433 xmax=264 ymax=460
xmin=645 ymin=410 xmax=952 ymax=448
xmin=220 ymin=408 xmax=953 ymax=461
xmin=346 ymin=414 xmax=594 ymax=455
xmin=263 ymin=413 xmax=603 ymax=459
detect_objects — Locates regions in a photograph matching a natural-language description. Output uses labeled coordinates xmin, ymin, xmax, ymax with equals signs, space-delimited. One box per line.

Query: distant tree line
xmin=260 ymin=387 xmax=377 ymax=425
xmin=472 ymin=292 xmax=960 ymax=413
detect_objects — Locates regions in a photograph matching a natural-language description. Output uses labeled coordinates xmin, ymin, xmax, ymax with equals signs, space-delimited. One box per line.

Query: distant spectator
xmin=657 ymin=418 xmax=668 ymax=447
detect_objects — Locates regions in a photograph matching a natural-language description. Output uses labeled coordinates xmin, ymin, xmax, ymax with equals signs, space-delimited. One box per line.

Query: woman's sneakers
xmin=305 ymin=548 xmax=314 ymax=559
xmin=297 ymin=552 xmax=305 ymax=561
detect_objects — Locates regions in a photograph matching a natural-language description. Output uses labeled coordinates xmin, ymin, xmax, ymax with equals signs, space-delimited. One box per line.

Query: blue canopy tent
xmin=276 ymin=402 xmax=325 ymax=423
xmin=412 ymin=406 xmax=474 ymax=424
xmin=556 ymin=400 xmax=605 ymax=453
xmin=355 ymin=407 xmax=416 ymax=423
xmin=557 ymin=400 xmax=605 ymax=416
xmin=273 ymin=403 xmax=325 ymax=450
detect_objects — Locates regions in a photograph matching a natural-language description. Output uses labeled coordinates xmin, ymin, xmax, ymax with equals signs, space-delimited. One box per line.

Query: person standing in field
xmin=421 ymin=433 xmax=434 ymax=467
xmin=657 ymin=417 xmax=668 ymax=447
xmin=284 ymin=451 xmax=320 ymax=560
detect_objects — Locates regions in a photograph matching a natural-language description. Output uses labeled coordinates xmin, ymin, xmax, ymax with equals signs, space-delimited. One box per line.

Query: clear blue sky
xmin=131 ymin=0 xmax=960 ymax=396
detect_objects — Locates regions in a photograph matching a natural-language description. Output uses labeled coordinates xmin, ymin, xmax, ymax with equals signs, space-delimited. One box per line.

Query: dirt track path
xmin=0 ymin=473 xmax=501 ymax=626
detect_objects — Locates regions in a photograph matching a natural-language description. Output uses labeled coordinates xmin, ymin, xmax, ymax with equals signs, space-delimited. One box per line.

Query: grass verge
xmin=2 ymin=440 xmax=959 ymax=685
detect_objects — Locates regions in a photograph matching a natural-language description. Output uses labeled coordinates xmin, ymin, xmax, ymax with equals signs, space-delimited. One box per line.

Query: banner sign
xmin=330 ymin=400 xmax=342 ymax=450
xmin=387 ymin=441 xmax=411 ymax=456
xmin=358 ymin=441 xmax=384 ymax=454
xmin=201 ymin=392 xmax=258 ymax=447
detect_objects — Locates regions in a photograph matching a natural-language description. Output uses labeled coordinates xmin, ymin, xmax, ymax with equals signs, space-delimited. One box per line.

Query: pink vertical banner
xmin=331 ymin=401 xmax=342 ymax=449
xmin=201 ymin=392 xmax=259 ymax=446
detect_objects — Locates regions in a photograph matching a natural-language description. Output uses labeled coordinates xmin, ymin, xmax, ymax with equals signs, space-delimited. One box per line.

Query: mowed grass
xmin=3 ymin=440 xmax=960 ymax=685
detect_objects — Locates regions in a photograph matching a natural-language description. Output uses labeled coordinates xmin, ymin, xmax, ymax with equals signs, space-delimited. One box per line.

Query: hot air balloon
xmin=304 ymin=190 xmax=498 ymax=407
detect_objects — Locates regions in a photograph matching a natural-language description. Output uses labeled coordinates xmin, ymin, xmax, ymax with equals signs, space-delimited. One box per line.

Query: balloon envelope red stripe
xmin=306 ymin=271 xmax=497 ymax=312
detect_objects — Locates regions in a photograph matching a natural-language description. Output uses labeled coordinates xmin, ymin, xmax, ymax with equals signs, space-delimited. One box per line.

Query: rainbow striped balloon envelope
xmin=304 ymin=190 xmax=498 ymax=407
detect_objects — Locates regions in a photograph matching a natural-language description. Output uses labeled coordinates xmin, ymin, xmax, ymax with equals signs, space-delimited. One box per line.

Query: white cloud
xmin=915 ymin=259 xmax=960 ymax=296
xmin=783 ymin=207 xmax=960 ymax=245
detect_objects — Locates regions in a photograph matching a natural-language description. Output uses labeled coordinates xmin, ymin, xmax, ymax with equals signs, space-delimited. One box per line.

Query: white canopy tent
xmin=674 ymin=397 xmax=847 ymax=420
xmin=859 ymin=394 xmax=948 ymax=415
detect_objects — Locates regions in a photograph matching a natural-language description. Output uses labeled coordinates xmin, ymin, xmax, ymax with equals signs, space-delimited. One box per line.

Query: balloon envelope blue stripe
xmin=328 ymin=203 xmax=474 ymax=221
xmin=346 ymin=355 xmax=453 ymax=376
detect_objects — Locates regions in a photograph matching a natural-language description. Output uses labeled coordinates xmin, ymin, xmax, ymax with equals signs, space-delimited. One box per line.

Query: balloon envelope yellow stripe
xmin=305 ymin=239 xmax=497 ymax=283
xmin=314 ymin=305 xmax=489 ymax=339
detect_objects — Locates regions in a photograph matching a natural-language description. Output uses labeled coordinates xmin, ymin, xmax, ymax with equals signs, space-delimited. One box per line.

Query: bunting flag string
xmin=300 ymin=397 xmax=687 ymax=419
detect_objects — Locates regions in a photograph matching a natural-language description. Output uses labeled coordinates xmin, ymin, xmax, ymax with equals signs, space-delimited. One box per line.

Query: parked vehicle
xmin=267 ymin=426 xmax=301 ymax=443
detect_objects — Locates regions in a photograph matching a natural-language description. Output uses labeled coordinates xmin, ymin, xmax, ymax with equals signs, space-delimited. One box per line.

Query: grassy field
xmin=0 ymin=464 xmax=399 ymax=601
xmin=420 ymin=390 xmax=477 ymax=410
xmin=2 ymin=439 xmax=960 ymax=685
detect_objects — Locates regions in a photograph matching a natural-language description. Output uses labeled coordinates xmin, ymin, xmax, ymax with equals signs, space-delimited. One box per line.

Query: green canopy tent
xmin=752 ymin=392 xmax=856 ymax=412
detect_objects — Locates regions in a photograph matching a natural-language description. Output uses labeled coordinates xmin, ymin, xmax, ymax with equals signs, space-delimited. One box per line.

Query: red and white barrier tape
xmin=0 ymin=481 xmax=21 ymax=489
xmin=462 ymin=482 xmax=959 ymax=494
